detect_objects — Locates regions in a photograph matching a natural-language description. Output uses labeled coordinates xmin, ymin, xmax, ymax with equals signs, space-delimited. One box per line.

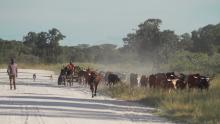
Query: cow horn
xmin=193 ymin=76 xmax=198 ymax=78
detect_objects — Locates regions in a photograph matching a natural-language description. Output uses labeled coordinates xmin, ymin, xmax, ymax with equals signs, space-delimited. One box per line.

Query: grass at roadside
xmin=102 ymin=75 xmax=220 ymax=124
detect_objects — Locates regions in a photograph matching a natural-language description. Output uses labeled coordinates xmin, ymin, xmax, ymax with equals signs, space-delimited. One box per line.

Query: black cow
xmin=140 ymin=75 xmax=148 ymax=87
xmin=104 ymin=71 xmax=111 ymax=85
xmin=198 ymin=76 xmax=210 ymax=90
xmin=149 ymin=74 xmax=156 ymax=88
xmin=187 ymin=74 xmax=211 ymax=90
xmin=175 ymin=73 xmax=187 ymax=90
xmin=107 ymin=73 xmax=120 ymax=86
xmin=166 ymin=72 xmax=177 ymax=79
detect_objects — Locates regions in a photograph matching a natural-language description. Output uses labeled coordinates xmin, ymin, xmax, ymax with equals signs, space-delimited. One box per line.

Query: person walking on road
xmin=7 ymin=58 xmax=18 ymax=90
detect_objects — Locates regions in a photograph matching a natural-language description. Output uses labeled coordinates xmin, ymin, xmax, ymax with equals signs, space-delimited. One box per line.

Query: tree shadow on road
xmin=0 ymin=95 xmax=167 ymax=123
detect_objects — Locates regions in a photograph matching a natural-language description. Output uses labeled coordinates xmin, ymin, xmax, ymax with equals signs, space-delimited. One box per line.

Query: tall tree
xmin=158 ymin=30 xmax=179 ymax=63
xmin=22 ymin=28 xmax=65 ymax=63
xmin=48 ymin=28 xmax=65 ymax=62
xmin=123 ymin=19 xmax=163 ymax=62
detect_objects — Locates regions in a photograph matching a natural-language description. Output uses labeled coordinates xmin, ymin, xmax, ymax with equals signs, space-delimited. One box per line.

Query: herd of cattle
xmin=58 ymin=66 xmax=213 ymax=97
xmin=139 ymin=72 xmax=212 ymax=91
xmin=106 ymin=72 xmax=212 ymax=91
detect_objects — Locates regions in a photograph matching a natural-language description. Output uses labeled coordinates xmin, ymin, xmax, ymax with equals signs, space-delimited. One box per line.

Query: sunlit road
xmin=0 ymin=69 xmax=174 ymax=124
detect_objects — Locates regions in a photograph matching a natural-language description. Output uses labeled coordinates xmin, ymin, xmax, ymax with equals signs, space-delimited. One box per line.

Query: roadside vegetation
xmin=102 ymin=75 xmax=220 ymax=124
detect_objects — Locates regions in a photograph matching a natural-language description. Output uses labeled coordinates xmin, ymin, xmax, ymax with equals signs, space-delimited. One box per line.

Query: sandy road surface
xmin=0 ymin=69 xmax=174 ymax=124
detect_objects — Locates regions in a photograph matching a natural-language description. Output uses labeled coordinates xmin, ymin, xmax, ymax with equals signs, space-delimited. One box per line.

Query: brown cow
xmin=149 ymin=73 xmax=166 ymax=88
xmin=148 ymin=74 xmax=156 ymax=88
xmin=165 ymin=72 xmax=188 ymax=91
xmin=78 ymin=70 xmax=88 ymax=85
xmin=149 ymin=72 xmax=179 ymax=90
xmin=88 ymin=71 xmax=101 ymax=98
xmin=148 ymin=72 xmax=187 ymax=91
xmin=81 ymin=68 xmax=91 ymax=86
xmin=155 ymin=73 xmax=167 ymax=88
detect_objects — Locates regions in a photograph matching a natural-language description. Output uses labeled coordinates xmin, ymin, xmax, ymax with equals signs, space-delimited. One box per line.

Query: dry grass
xmin=102 ymin=75 xmax=220 ymax=124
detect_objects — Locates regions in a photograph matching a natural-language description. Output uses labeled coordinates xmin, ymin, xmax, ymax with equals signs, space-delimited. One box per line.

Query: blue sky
xmin=0 ymin=0 xmax=219 ymax=46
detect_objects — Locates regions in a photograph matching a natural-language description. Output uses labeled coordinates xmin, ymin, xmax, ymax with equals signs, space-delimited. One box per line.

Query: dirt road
xmin=0 ymin=69 xmax=174 ymax=124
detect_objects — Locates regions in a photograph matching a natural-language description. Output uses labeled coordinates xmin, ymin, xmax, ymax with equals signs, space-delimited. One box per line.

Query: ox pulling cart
xmin=58 ymin=65 xmax=83 ymax=86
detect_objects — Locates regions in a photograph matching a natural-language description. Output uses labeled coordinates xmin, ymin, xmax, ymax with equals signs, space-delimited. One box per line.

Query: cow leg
xmin=108 ymin=81 xmax=111 ymax=88
xmin=78 ymin=76 xmax=80 ymax=84
xmin=113 ymin=81 xmax=116 ymax=86
xmin=82 ymin=77 xmax=85 ymax=86
xmin=94 ymin=85 xmax=97 ymax=96
xmin=85 ymin=78 xmax=88 ymax=87
xmin=111 ymin=82 xmax=113 ymax=87
xmin=94 ymin=82 xmax=98 ymax=96
xmin=80 ymin=77 xmax=83 ymax=85
xmin=107 ymin=81 xmax=110 ymax=86
xmin=64 ymin=78 xmax=66 ymax=86
xmin=81 ymin=77 xmax=83 ymax=84
xmin=69 ymin=79 xmax=71 ymax=87
xmin=71 ymin=76 xmax=73 ymax=86
xmin=90 ymin=84 xmax=94 ymax=98
xmin=84 ymin=77 xmax=86 ymax=86
xmin=81 ymin=78 xmax=83 ymax=85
